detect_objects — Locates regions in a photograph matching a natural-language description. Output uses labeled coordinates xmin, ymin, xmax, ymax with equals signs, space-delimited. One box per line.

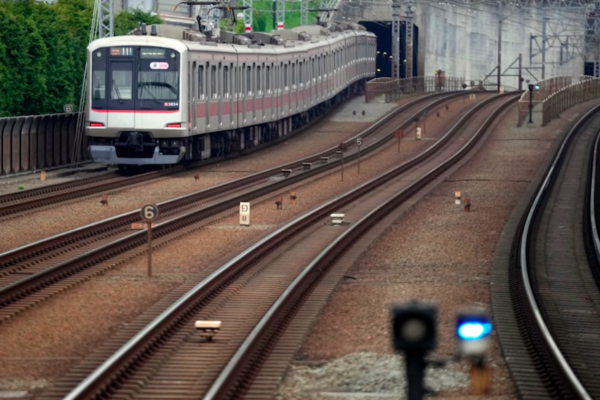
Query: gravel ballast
xmin=275 ymin=101 xmax=598 ymax=400
xmin=0 ymin=94 xmax=577 ymax=399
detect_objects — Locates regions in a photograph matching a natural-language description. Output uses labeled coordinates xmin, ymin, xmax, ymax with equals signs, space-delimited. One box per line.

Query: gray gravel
xmin=277 ymin=353 xmax=468 ymax=399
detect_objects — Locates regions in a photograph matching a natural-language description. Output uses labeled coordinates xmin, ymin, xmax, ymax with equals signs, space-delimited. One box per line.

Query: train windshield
xmin=91 ymin=46 xmax=180 ymax=111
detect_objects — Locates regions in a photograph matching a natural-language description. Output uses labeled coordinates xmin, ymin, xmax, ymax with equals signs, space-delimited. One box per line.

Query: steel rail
xmin=0 ymin=92 xmax=459 ymax=220
xmin=518 ymin=105 xmax=600 ymax=400
xmin=204 ymin=93 xmax=519 ymax=400
xmin=0 ymin=92 xmax=462 ymax=269
xmin=63 ymin=92 xmax=517 ymax=400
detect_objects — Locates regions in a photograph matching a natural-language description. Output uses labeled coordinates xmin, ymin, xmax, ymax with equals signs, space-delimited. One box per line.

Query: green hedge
xmin=0 ymin=0 xmax=160 ymax=117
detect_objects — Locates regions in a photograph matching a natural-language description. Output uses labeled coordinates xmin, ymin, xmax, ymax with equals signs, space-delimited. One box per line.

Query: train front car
xmin=86 ymin=37 xmax=188 ymax=167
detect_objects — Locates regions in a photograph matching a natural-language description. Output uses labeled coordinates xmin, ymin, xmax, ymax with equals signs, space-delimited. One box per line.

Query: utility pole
xmin=275 ymin=0 xmax=285 ymax=30
xmin=391 ymin=0 xmax=401 ymax=79
xmin=405 ymin=0 xmax=415 ymax=78
xmin=497 ymin=1 xmax=502 ymax=92
xmin=98 ymin=0 xmax=114 ymax=38
xmin=542 ymin=17 xmax=549 ymax=79
xmin=243 ymin=0 xmax=253 ymax=32
xmin=596 ymin=1 xmax=600 ymax=77
xmin=301 ymin=0 xmax=308 ymax=25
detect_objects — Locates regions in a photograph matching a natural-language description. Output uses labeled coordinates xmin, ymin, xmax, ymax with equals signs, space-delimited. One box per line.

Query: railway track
xmin=0 ymin=92 xmax=457 ymax=221
xmin=494 ymin=104 xmax=600 ymax=399
xmin=34 ymin=92 xmax=519 ymax=400
xmin=0 ymin=92 xmax=471 ymax=324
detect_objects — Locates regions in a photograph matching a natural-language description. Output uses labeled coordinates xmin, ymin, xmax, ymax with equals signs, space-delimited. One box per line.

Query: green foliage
xmin=251 ymin=0 xmax=319 ymax=32
xmin=0 ymin=0 xmax=321 ymax=117
xmin=0 ymin=0 xmax=161 ymax=117
xmin=220 ymin=18 xmax=246 ymax=34
xmin=114 ymin=9 xmax=162 ymax=36
xmin=0 ymin=0 xmax=92 ymax=117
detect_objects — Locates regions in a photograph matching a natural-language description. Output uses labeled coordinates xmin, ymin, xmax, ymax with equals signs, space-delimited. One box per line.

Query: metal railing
xmin=365 ymin=75 xmax=465 ymax=103
xmin=517 ymin=76 xmax=598 ymax=127
xmin=541 ymin=77 xmax=600 ymax=126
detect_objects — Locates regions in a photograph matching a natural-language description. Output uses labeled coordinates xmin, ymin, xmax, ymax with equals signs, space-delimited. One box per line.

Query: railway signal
xmin=391 ymin=301 xmax=438 ymax=400
xmin=527 ymin=83 xmax=540 ymax=124
xmin=456 ymin=308 xmax=493 ymax=395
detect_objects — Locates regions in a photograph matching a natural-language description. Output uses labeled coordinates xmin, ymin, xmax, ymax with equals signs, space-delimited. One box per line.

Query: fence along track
xmin=43 ymin=93 xmax=517 ymax=400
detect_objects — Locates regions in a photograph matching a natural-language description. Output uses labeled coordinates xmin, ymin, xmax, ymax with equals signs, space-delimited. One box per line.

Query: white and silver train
xmin=86 ymin=22 xmax=376 ymax=167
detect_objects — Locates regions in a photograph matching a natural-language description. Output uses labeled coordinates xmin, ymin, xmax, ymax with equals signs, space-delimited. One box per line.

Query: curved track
xmin=0 ymin=93 xmax=458 ymax=220
xmin=0 ymin=92 xmax=472 ymax=323
xmin=34 ymin=92 xmax=519 ymax=400
xmin=496 ymin=105 xmax=600 ymax=399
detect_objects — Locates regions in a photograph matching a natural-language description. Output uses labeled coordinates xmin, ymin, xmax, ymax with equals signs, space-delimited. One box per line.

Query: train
xmin=86 ymin=20 xmax=377 ymax=168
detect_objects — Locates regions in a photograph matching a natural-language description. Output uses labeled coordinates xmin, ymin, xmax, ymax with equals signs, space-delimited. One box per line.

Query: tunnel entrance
xmin=359 ymin=21 xmax=419 ymax=78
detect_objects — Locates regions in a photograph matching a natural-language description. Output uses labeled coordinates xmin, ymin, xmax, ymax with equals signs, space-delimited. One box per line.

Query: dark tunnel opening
xmin=359 ymin=21 xmax=419 ymax=78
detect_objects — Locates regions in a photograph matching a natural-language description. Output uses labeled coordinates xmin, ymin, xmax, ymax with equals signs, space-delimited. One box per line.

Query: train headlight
xmin=171 ymin=140 xmax=180 ymax=148
xmin=160 ymin=140 xmax=169 ymax=148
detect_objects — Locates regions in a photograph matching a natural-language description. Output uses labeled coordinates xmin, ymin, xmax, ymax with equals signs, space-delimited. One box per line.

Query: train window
xmin=211 ymin=65 xmax=217 ymax=99
xmin=223 ymin=65 xmax=229 ymax=98
xmin=291 ymin=63 xmax=296 ymax=87
xmin=218 ymin=63 xmax=222 ymax=100
xmin=92 ymin=71 xmax=106 ymax=99
xmin=246 ymin=65 xmax=252 ymax=96
xmin=317 ymin=57 xmax=321 ymax=80
xmin=266 ymin=65 xmax=271 ymax=93
xmin=299 ymin=62 xmax=303 ymax=86
xmin=110 ymin=63 xmax=132 ymax=100
xmin=284 ymin=63 xmax=288 ymax=90
xmin=312 ymin=58 xmax=316 ymax=82
xmin=257 ymin=65 xmax=262 ymax=95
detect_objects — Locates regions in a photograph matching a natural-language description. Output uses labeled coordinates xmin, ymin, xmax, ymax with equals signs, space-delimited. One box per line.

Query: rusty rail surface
xmin=0 ymin=92 xmax=466 ymax=323
xmin=49 ymin=92 xmax=517 ymax=400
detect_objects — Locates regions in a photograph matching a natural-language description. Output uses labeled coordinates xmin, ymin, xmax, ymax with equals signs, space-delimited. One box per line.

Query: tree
xmin=114 ymin=9 xmax=162 ymax=36
xmin=220 ymin=17 xmax=245 ymax=34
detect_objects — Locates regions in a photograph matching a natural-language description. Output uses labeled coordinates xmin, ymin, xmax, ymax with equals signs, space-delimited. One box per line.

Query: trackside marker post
xmin=396 ymin=129 xmax=403 ymax=153
xmin=140 ymin=204 xmax=159 ymax=277
xmin=239 ymin=202 xmax=250 ymax=226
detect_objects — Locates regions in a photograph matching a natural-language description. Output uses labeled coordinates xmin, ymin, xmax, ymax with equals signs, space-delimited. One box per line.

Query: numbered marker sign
xmin=356 ymin=138 xmax=363 ymax=146
xmin=239 ymin=202 xmax=250 ymax=226
xmin=141 ymin=204 xmax=159 ymax=222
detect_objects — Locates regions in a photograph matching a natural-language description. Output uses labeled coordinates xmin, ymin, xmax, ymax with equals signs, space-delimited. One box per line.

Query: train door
xmin=209 ymin=63 xmax=218 ymax=131
xmin=265 ymin=64 xmax=273 ymax=122
xmin=309 ymin=57 xmax=314 ymax=107
xmin=197 ymin=63 xmax=208 ymax=133
xmin=191 ymin=61 xmax=196 ymax=132
xmin=244 ymin=64 xmax=253 ymax=124
xmin=256 ymin=63 xmax=263 ymax=123
xmin=217 ymin=62 xmax=223 ymax=129
xmin=108 ymin=60 xmax=135 ymax=128
xmin=222 ymin=63 xmax=232 ymax=129
xmin=291 ymin=61 xmax=298 ymax=113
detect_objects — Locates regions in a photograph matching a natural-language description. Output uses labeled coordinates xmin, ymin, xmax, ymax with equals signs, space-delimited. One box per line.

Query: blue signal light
xmin=457 ymin=321 xmax=492 ymax=340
